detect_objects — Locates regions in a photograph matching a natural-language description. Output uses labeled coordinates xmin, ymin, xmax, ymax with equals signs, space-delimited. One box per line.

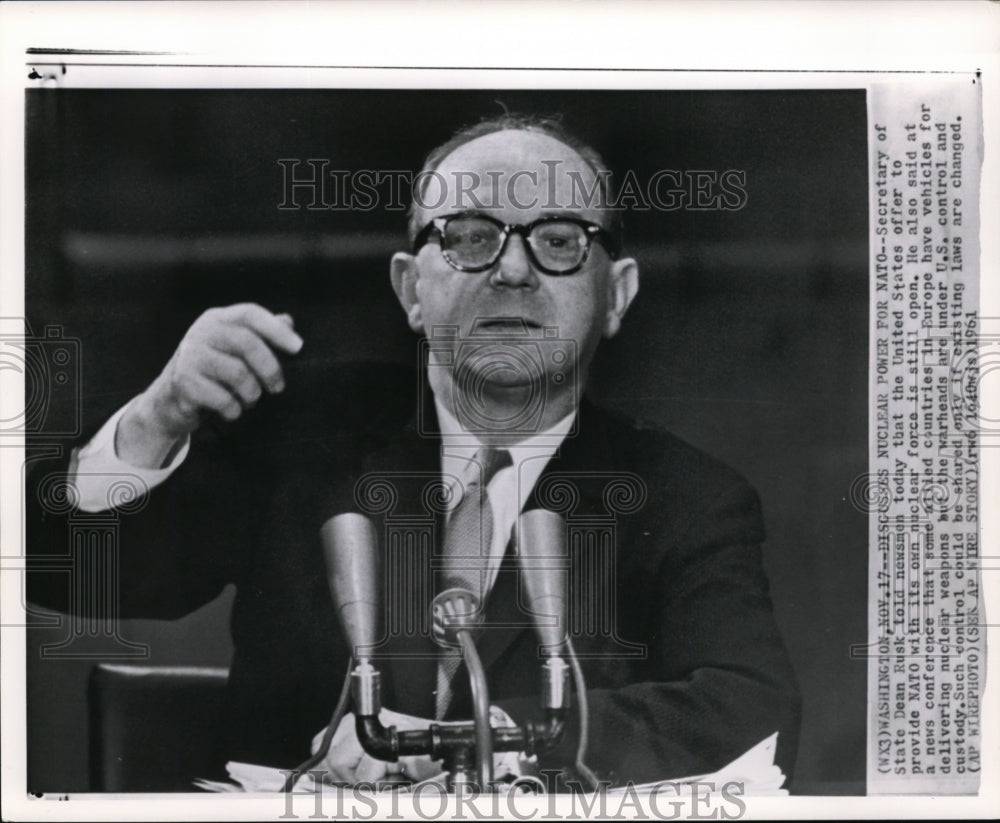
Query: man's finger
xmin=228 ymin=303 xmax=304 ymax=354
xmin=178 ymin=373 xmax=242 ymax=421
xmin=199 ymin=350 xmax=263 ymax=408
xmin=208 ymin=326 xmax=287 ymax=394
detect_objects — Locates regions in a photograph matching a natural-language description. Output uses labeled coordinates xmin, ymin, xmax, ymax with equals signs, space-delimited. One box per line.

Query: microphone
xmin=518 ymin=509 xmax=571 ymax=713
xmin=320 ymin=512 xmax=379 ymax=657
xmin=517 ymin=509 xmax=568 ymax=653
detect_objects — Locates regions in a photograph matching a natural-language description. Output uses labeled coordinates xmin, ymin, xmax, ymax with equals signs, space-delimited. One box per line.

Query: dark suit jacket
xmin=27 ymin=358 xmax=800 ymax=787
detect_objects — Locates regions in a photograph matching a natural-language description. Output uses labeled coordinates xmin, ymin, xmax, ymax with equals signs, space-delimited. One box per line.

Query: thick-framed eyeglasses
xmin=412 ymin=212 xmax=620 ymax=276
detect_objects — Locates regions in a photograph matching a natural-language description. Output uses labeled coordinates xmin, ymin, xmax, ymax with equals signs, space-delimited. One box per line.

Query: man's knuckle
xmin=232 ymin=302 xmax=263 ymax=323
xmin=225 ymin=326 xmax=256 ymax=355
xmin=228 ymin=360 xmax=250 ymax=383
xmin=245 ymin=348 xmax=278 ymax=380
xmin=173 ymin=371 xmax=197 ymax=397
xmin=174 ymin=338 xmax=196 ymax=363
xmin=242 ymin=378 xmax=262 ymax=402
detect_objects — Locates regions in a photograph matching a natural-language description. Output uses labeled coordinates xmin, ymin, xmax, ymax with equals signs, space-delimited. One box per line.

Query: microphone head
xmin=320 ymin=512 xmax=379 ymax=657
xmin=517 ymin=509 xmax=568 ymax=653
xmin=431 ymin=588 xmax=483 ymax=648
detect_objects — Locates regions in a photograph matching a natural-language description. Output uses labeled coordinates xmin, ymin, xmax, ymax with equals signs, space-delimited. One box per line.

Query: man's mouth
xmin=473 ymin=317 xmax=542 ymax=334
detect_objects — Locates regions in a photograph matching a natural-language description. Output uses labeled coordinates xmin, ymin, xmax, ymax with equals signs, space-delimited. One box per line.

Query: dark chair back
xmin=88 ymin=663 xmax=229 ymax=792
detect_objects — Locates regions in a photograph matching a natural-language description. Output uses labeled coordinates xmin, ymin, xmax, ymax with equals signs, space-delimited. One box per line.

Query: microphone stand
xmin=350 ymin=659 xmax=568 ymax=792
xmin=455 ymin=629 xmax=494 ymax=789
xmin=322 ymin=511 xmax=573 ymax=792
xmin=349 ymin=587 xmax=570 ymax=791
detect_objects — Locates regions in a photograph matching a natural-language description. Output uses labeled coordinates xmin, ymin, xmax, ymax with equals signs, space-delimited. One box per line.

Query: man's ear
xmin=390 ymin=252 xmax=424 ymax=333
xmin=603 ymin=257 xmax=639 ymax=338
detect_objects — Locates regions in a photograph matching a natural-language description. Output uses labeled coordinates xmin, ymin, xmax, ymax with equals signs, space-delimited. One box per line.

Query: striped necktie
xmin=435 ymin=446 xmax=512 ymax=719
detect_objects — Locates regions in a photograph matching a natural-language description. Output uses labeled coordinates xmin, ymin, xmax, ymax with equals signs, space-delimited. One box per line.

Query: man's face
xmin=392 ymin=130 xmax=638 ymax=394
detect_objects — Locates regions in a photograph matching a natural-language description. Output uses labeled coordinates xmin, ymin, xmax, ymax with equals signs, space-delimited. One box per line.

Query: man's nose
xmin=491 ymin=233 xmax=539 ymax=289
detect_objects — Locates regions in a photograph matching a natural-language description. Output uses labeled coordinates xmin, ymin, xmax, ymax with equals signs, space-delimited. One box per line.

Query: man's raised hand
xmin=115 ymin=303 xmax=303 ymax=468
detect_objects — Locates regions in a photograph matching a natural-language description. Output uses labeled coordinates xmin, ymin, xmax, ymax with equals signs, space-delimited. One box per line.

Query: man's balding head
xmin=407 ymin=113 xmax=623 ymax=249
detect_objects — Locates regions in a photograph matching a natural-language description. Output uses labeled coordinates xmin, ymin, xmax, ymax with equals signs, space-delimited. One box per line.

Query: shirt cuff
xmin=72 ymin=397 xmax=190 ymax=512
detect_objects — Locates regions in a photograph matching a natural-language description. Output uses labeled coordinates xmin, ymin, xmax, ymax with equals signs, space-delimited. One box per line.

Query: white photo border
xmin=1 ymin=2 xmax=997 ymax=820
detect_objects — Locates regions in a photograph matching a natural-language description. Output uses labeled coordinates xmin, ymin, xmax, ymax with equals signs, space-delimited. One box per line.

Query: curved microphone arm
xmin=431 ymin=586 xmax=493 ymax=787
xmin=348 ymin=620 xmax=568 ymax=787
xmin=350 ymin=682 xmax=567 ymax=772
xmin=456 ymin=628 xmax=493 ymax=788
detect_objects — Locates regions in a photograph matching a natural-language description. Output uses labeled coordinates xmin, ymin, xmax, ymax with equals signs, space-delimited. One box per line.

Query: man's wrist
xmin=114 ymin=391 xmax=190 ymax=469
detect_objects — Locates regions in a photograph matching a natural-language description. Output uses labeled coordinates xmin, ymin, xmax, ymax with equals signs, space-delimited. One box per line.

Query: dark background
xmin=25 ymin=88 xmax=869 ymax=795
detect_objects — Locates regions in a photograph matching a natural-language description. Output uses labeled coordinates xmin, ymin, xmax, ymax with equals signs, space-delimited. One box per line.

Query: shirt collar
xmin=434 ymin=397 xmax=576 ymax=461
xmin=433 ymin=396 xmax=576 ymax=515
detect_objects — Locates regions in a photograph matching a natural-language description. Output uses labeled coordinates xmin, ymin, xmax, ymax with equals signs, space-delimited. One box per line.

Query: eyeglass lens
xmin=442 ymin=215 xmax=588 ymax=272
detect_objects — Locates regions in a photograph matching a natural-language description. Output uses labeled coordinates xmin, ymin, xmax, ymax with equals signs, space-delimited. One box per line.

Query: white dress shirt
xmin=434 ymin=399 xmax=576 ymax=595
xmin=71 ymin=398 xmax=191 ymax=512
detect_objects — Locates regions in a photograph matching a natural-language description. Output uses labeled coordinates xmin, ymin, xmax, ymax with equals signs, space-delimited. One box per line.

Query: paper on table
xmin=196 ymin=732 xmax=785 ymax=795
xmin=605 ymin=732 xmax=787 ymax=796
xmin=193 ymin=762 xmax=302 ymax=793
xmin=199 ymin=707 xmax=527 ymax=792
xmin=199 ymin=761 xmax=452 ymax=793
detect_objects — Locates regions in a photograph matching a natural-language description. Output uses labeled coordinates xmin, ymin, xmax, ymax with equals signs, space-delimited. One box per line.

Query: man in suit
xmin=28 ymin=113 xmax=800 ymax=788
